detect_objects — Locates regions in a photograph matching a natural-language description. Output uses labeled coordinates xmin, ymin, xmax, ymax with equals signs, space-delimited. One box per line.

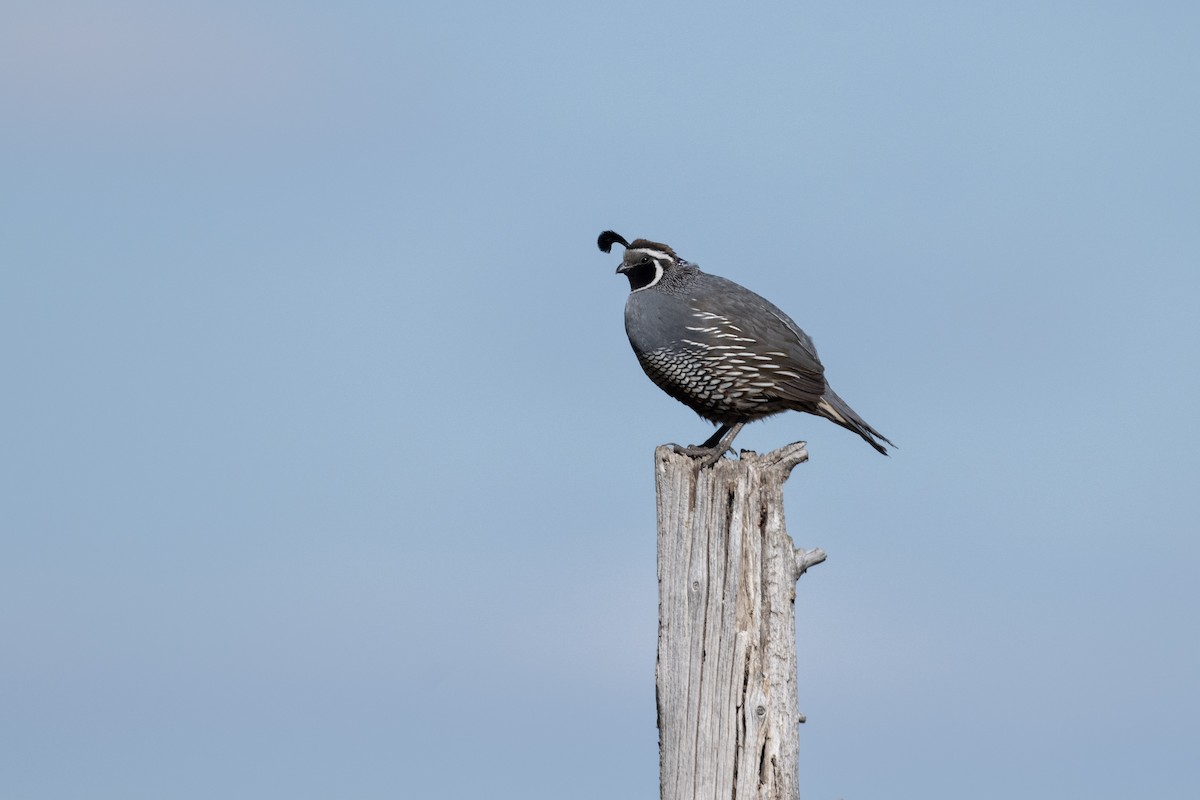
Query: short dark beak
xmin=615 ymin=263 xmax=632 ymax=275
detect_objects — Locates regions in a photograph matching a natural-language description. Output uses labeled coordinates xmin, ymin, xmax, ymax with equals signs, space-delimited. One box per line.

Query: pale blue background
xmin=3 ymin=2 xmax=1198 ymax=798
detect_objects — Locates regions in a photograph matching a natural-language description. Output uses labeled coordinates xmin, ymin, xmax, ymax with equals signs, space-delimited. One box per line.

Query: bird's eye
xmin=641 ymin=256 xmax=651 ymax=265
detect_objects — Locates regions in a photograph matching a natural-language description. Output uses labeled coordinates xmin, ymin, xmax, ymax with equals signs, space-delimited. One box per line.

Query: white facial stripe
xmin=630 ymin=261 xmax=664 ymax=292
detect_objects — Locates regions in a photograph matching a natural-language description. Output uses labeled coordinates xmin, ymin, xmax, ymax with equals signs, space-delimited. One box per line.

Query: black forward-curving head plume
xmin=597 ymin=230 xmax=631 ymax=253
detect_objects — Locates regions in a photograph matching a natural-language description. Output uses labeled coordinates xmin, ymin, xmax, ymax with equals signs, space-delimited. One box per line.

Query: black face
xmin=619 ymin=248 xmax=676 ymax=292
xmin=622 ymin=258 xmax=660 ymax=291
xmin=601 ymin=232 xmax=675 ymax=292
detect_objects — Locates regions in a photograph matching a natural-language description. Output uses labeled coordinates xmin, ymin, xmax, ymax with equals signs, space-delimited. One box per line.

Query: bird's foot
xmin=670 ymin=442 xmax=735 ymax=468
xmin=667 ymin=422 xmax=747 ymax=468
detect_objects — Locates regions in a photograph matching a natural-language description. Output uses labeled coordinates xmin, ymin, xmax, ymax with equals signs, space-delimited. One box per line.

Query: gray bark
xmin=655 ymin=443 xmax=824 ymax=800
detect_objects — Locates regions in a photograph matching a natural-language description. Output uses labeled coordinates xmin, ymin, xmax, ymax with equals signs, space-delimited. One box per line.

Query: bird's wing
xmin=688 ymin=275 xmax=827 ymax=404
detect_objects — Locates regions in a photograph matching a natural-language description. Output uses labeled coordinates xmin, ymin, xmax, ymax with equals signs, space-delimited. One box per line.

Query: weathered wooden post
xmin=655 ymin=442 xmax=825 ymax=800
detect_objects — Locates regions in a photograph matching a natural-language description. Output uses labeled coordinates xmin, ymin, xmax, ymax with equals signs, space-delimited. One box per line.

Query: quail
xmin=599 ymin=230 xmax=893 ymax=463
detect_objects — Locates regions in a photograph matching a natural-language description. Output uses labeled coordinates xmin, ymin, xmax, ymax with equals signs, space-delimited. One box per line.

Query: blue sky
xmin=2 ymin=2 xmax=1198 ymax=798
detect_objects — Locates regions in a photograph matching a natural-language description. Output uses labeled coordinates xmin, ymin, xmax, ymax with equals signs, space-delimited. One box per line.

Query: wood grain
xmin=655 ymin=443 xmax=822 ymax=800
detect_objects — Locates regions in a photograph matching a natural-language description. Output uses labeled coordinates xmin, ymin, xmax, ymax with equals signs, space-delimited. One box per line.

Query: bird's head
xmin=598 ymin=230 xmax=681 ymax=292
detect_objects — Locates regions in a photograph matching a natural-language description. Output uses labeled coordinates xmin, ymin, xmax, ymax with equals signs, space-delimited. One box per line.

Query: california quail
xmin=599 ymin=230 xmax=893 ymax=463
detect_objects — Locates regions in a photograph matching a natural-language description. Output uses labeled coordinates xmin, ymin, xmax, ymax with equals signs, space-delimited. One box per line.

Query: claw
xmin=670 ymin=422 xmax=746 ymax=468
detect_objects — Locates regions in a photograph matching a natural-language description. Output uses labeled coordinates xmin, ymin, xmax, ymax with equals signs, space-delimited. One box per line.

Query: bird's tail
xmin=815 ymin=388 xmax=894 ymax=455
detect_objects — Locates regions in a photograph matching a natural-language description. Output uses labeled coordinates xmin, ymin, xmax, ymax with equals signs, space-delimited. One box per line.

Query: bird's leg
xmin=671 ymin=422 xmax=746 ymax=467
xmin=698 ymin=424 xmax=733 ymax=450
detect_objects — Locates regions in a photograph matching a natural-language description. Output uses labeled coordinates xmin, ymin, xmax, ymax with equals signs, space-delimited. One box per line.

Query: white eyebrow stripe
xmin=628 ymin=248 xmax=673 ymax=262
